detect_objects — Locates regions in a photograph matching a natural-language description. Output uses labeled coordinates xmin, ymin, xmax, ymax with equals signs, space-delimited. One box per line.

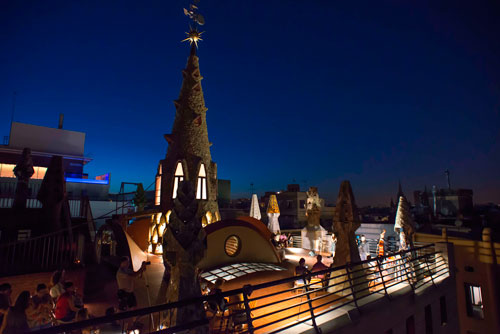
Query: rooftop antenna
xmin=250 ymin=182 xmax=254 ymax=194
xmin=445 ymin=169 xmax=451 ymax=190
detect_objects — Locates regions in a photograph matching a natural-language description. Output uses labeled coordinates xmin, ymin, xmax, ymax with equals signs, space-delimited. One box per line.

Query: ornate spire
xmin=394 ymin=196 xmax=415 ymax=248
xmin=396 ymin=180 xmax=405 ymax=200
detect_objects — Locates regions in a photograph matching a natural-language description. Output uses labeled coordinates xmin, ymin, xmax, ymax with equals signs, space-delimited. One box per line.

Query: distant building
xmin=0 ymin=121 xmax=110 ymax=200
xmin=261 ymin=184 xmax=335 ymax=230
xmin=414 ymin=187 xmax=474 ymax=217
xmin=0 ymin=120 xmax=126 ymax=229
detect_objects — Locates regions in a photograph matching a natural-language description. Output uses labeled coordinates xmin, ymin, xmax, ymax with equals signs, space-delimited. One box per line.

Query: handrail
xmin=0 ymin=223 xmax=88 ymax=248
xmin=28 ymin=243 xmax=447 ymax=334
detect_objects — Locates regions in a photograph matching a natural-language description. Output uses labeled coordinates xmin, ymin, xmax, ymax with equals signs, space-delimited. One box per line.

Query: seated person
xmin=295 ymin=258 xmax=311 ymax=284
xmin=54 ymin=282 xmax=80 ymax=322
xmin=206 ymin=278 xmax=227 ymax=315
xmin=311 ymin=255 xmax=329 ymax=279
xmin=28 ymin=284 xmax=54 ymax=328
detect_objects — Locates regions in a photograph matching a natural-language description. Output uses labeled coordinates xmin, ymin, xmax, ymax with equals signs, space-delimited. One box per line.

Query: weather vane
xmin=182 ymin=0 xmax=205 ymax=47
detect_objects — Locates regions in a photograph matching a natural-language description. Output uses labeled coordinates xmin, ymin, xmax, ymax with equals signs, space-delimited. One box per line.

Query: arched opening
xmin=172 ymin=161 xmax=184 ymax=199
xmin=196 ymin=163 xmax=207 ymax=200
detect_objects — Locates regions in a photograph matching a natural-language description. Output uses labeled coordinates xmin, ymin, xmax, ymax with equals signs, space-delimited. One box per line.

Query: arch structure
xmin=197 ymin=217 xmax=281 ymax=271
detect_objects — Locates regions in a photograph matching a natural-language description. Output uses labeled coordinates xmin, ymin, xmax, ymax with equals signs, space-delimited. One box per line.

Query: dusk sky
xmin=1 ymin=1 xmax=499 ymax=206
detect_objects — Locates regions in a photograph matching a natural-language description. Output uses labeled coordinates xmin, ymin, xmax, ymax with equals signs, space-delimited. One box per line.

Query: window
xmin=406 ymin=315 xmax=415 ymax=334
xmin=172 ymin=162 xmax=184 ymax=199
xmin=299 ymin=200 xmax=306 ymax=208
xmin=196 ymin=163 xmax=207 ymax=200
xmin=0 ymin=163 xmax=15 ymax=178
xmin=425 ymin=304 xmax=433 ymax=334
xmin=155 ymin=163 xmax=162 ymax=205
xmin=224 ymin=235 xmax=241 ymax=257
xmin=465 ymin=284 xmax=484 ymax=319
xmin=440 ymin=296 xmax=447 ymax=325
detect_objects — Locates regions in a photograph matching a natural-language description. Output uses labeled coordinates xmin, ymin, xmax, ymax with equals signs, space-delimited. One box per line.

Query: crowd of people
xmin=0 ymin=258 xmax=146 ymax=334
xmin=0 ymin=270 xmax=92 ymax=334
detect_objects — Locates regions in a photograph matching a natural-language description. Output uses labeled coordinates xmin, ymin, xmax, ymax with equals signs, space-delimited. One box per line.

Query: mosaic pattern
xmin=201 ymin=263 xmax=286 ymax=283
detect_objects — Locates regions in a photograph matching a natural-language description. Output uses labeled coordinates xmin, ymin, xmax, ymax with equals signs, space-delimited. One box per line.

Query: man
xmin=378 ymin=229 xmax=386 ymax=258
xmin=116 ymin=257 xmax=147 ymax=311
xmin=295 ymin=258 xmax=310 ymax=285
xmin=311 ymin=255 xmax=329 ymax=276
xmin=54 ymin=282 xmax=80 ymax=322
xmin=358 ymin=235 xmax=370 ymax=261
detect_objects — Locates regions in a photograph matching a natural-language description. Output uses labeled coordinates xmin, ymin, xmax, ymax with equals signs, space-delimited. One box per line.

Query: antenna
xmin=445 ymin=169 xmax=451 ymax=190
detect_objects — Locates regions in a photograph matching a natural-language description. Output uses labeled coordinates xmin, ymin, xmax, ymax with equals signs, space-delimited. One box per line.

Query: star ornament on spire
xmin=182 ymin=27 xmax=204 ymax=47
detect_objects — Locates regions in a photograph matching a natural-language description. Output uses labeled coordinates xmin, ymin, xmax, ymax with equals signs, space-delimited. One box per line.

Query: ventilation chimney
xmin=58 ymin=114 xmax=64 ymax=129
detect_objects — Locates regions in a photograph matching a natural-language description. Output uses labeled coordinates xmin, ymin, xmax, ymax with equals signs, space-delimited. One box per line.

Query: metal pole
xmin=242 ymin=285 xmax=255 ymax=334
xmin=303 ymin=278 xmax=321 ymax=334
xmin=376 ymin=258 xmax=390 ymax=300
xmin=345 ymin=263 xmax=360 ymax=312
xmin=424 ymin=255 xmax=436 ymax=287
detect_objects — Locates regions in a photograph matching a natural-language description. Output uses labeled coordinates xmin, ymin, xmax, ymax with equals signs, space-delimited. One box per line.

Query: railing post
xmin=345 ymin=263 xmax=360 ymax=313
xmin=424 ymin=254 xmax=437 ymax=287
xmin=404 ymin=254 xmax=415 ymax=293
xmin=303 ymin=278 xmax=322 ymax=334
xmin=376 ymin=258 xmax=391 ymax=300
xmin=242 ymin=284 xmax=255 ymax=334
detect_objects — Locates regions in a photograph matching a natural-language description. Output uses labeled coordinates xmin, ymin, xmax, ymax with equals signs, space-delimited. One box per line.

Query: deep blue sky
xmin=1 ymin=1 xmax=499 ymax=206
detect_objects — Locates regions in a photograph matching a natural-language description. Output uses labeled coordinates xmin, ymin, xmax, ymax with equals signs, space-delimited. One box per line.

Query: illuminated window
xmin=465 ymin=284 xmax=484 ymax=319
xmin=155 ymin=164 xmax=162 ymax=205
xmin=224 ymin=235 xmax=241 ymax=257
xmin=196 ymin=163 xmax=207 ymax=200
xmin=0 ymin=163 xmax=15 ymax=178
xmin=172 ymin=162 xmax=184 ymax=199
xmin=34 ymin=166 xmax=47 ymax=179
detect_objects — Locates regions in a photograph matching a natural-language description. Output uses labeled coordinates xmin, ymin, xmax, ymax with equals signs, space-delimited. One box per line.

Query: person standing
xmin=116 ymin=257 xmax=147 ymax=311
xmin=377 ymin=229 xmax=386 ymax=258
xmin=358 ymin=235 xmax=370 ymax=261
xmin=330 ymin=234 xmax=337 ymax=258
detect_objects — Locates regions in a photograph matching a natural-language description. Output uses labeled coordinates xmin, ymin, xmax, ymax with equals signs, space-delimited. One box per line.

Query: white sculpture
xmin=249 ymin=194 xmax=261 ymax=220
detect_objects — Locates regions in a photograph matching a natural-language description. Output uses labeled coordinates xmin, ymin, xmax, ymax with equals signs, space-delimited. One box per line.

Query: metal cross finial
xmin=182 ymin=1 xmax=205 ymax=47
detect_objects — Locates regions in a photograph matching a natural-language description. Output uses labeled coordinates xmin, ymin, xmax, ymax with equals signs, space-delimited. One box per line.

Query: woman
xmin=0 ymin=291 xmax=30 ymax=334
xmin=50 ymin=270 xmax=65 ymax=301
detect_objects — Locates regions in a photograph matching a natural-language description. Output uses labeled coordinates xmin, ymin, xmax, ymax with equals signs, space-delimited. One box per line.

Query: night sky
xmin=1 ymin=1 xmax=499 ymax=206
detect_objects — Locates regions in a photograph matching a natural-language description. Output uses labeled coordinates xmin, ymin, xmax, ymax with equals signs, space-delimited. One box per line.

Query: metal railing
xmin=29 ymin=243 xmax=450 ymax=334
xmin=0 ymin=225 xmax=84 ymax=277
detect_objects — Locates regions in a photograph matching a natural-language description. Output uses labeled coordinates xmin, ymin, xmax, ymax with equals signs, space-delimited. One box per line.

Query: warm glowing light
xmin=165 ymin=210 xmax=171 ymax=223
xmin=173 ymin=162 xmax=184 ymax=199
xmin=182 ymin=27 xmax=204 ymax=47
xmin=152 ymin=228 xmax=158 ymax=244
xmin=196 ymin=163 xmax=207 ymax=200
xmin=147 ymin=243 xmax=153 ymax=253
xmin=155 ymin=243 xmax=163 ymax=255
xmin=158 ymin=223 xmax=166 ymax=236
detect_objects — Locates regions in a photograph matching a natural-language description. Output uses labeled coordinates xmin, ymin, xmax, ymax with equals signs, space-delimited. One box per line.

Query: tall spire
xmin=396 ymin=180 xmax=405 ymax=201
xmin=158 ymin=0 xmax=219 ymax=223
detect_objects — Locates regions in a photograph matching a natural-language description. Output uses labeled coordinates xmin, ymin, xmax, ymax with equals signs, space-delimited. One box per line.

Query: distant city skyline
xmin=1 ymin=1 xmax=499 ymax=206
